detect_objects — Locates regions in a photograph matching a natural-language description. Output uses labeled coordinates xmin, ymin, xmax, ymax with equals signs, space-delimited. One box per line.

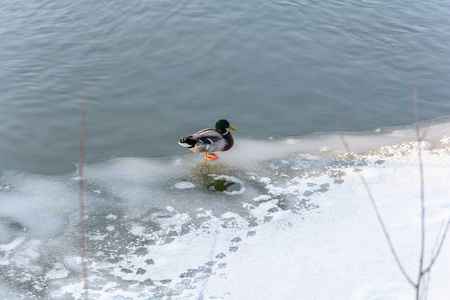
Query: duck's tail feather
xmin=178 ymin=137 xmax=196 ymax=148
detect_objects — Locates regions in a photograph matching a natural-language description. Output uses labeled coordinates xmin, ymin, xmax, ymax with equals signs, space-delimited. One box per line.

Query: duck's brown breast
xmin=222 ymin=130 xmax=234 ymax=151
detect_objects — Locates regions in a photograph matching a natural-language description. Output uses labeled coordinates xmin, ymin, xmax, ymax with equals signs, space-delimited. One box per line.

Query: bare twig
xmin=337 ymin=119 xmax=415 ymax=287
xmin=338 ymin=82 xmax=450 ymax=300
xmin=423 ymin=218 xmax=450 ymax=275
xmin=413 ymin=80 xmax=427 ymax=298
xmin=79 ymin=84 xmax=89 ymax=299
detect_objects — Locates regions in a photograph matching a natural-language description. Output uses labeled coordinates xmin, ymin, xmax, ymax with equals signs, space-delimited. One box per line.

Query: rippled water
xmin=2 ymin=0 xmax=450 ymax=174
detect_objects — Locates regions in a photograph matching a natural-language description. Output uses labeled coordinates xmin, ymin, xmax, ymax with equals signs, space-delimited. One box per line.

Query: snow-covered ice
xmin=1 ymin=121 xmax=450 ymax=299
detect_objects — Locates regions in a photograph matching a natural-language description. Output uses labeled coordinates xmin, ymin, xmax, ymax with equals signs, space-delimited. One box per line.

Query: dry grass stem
xmin=79 ymin=84 xmax=90 ymax=299
xmin=413 ymin=80 xmax=427 ymax=298
xmin=337 ymin=82 xmax=450 ymax=299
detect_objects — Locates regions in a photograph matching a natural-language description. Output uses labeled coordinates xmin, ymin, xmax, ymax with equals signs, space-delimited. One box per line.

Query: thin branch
xmin=420 ymin=128 xmax=429 ymax=142
xmin=79 ymin=84 xmax=89 ymax=300
xmin=337 ymin=119 xmax=415 ymax=287
xmin=413 ymin=80 xmax=427 ymax=287
xmin=423 ymin=218 xmax=450 ymax=274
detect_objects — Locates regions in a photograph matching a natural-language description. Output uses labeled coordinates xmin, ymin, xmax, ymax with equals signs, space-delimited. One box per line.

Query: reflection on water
xmin=208 ymin=179 xmax=237 ymax=192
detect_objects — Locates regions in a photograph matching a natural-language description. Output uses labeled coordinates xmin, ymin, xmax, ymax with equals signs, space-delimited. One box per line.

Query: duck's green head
xmin=215 ymin=119 xmax=236 ymax=134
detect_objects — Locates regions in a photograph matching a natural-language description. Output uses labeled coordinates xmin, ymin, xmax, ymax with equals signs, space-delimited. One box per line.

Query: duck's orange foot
xmin=205 ymin=152 xmax=218 ymax=161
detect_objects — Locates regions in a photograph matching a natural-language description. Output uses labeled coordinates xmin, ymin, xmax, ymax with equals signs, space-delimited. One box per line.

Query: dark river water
xmin=1 ymin=0 xmax=450 ymax=175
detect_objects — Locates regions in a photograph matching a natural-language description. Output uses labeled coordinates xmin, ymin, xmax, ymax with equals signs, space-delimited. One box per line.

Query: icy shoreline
xmin=1 ymin=126 xmax=450 ymax=299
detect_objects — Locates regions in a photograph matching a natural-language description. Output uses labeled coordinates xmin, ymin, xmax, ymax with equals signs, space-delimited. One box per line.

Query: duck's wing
xmin=179 ymin=128 xmax=221 ymax=149
xmin=190 ymin=128 xmax=223 ymax=142
xmin=187 ymin=129 xmax=226 ymax=153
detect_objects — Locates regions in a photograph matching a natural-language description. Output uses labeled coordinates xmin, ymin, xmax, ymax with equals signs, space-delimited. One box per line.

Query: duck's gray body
xmin=178 ymin=128 xmax=234 ymax=153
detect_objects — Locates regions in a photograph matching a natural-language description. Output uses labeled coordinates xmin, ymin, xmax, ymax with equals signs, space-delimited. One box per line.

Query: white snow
xmin=45 ymin=263 xmax=70 ymax=280
xmin=0 ymin=236 xmax=26 ymax=252
xmin=199 ymin=138 xmax=450 ymax=300
xmin=175 ymin=181 xmax=196 ymax=189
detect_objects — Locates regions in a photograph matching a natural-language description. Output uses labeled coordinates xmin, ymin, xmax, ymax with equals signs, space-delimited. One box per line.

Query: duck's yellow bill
xmin=229 ymin=125 xmax=237 ymax=130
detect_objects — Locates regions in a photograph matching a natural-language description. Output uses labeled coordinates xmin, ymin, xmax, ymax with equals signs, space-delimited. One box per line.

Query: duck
xmin=178 ymin=119 xmax=237 ymax=161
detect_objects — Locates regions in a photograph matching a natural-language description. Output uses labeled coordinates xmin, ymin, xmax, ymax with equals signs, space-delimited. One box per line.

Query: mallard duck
xmin=178 ymin=119 xmax=237 ymax=161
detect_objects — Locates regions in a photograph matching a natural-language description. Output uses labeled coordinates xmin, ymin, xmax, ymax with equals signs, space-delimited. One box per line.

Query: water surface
xmin=1 ymin=0 xmax=450 ymax=174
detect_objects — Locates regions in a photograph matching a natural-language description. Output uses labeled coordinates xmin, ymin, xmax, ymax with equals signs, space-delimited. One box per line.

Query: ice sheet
xmin=1 ymin=121 xmax=450 ymax=299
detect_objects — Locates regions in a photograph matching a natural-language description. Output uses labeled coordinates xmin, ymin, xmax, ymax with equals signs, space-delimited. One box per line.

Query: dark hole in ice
xmin=121 ymin=268 xmax=133 ymax=274
xmin=207 ymin=179 xmax=242 ymax=193
xmin=136 ymin=268 xmax=147 ymax=275
xmin=8 ymin=220 xmax=26 ymax=232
